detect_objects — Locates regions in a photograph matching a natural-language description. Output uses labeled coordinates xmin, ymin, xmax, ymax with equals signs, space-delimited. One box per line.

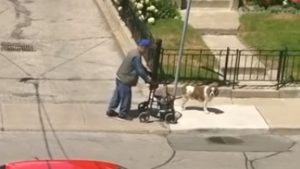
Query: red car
xmin=0 ymin=160 xmax=127 ymax=169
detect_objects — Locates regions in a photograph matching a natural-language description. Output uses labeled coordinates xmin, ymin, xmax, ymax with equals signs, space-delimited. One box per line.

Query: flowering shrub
xmin=246 ymin=0 xmax=300 ymax=8
xmin=113 ymin=0 xmax=181 ymax=24
xmin=290 ymin=0 xmax=300 ymax=9
xmin=241 ymin=0 xmax=300 ymax=13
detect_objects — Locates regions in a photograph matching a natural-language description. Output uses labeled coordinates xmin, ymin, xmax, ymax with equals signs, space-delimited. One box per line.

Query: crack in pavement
xmin=151 ymin=134 xmax=176 ymax=169
xmin=0 ymin=103 xmax=4 ymax=131
xmin=0 ymin=52 xmax=32 ymax=76
xmin=1 ymin=0 xmax=10 ymax=15
xmin=39 ymin=40 xmax=108 ymax=77
xmin=0 ymin=7 xmax=9 ymax=15
xmin=33 ymin=81 xmax=53 ymax=159
xmin=9 ymin=0 xmax=32 ymax=39
xmin=243 ymin=152 xmax=250 ymax=169
xmin=245 ymin=139 xmax=296 ymax=169
xmin=33 ymin=80 xmax=70 ymax=159
xmin=47 ymin=36 xmax=113 ymax=42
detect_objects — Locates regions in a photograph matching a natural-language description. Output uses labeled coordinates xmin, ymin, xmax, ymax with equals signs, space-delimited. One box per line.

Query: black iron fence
xmin=159 ymin=48 xmax=300 ymax=89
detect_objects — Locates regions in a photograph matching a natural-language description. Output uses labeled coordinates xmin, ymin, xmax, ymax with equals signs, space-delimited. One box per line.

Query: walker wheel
xmin=164 ymin=113 xmax=176 ymax=124
xmin=139 ymin=111 xmax=150 ymax=123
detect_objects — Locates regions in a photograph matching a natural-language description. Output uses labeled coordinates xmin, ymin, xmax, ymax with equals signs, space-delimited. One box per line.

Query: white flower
xmin=147 ymin=5 xmax=156 ymax=11
xmin=118 ymin=6 xmax=122 ymax=11
xmin=147 ymin=17 xmax=155 ymax=24
xmin=283 ymin=0 xmax=288 ymax=5
xmin=154 ymin=9 xmax=158 ymax=13
xmin=114 ymin=0 xmax=120 ymax=5
xmin=138 ymin=10 xmax=142 ymax=15
xmin=174 ymin=16 xmax=179 ymax=19
xmin=145 ymin=0 xmax=150 ymax=4
xmin=136 ymin=3 xmax=143 ymax=9
xmin=139 ymin=15 xmax=145 ymax=20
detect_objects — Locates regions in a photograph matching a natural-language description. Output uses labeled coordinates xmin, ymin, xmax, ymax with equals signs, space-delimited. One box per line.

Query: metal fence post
xmin=152 ymin=39 xmax=162 ymax=81
xmin=281 ymin=48 xmax=288 ymax=86
xmin=223 ymin=47 xmax=230 ymax=83
xmin=276 ymin=50 xmax=283 ymax=90
xmin=232 ymin=49 xmax=240 ymax=89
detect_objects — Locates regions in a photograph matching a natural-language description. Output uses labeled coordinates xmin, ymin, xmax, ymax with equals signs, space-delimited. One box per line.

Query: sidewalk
xmin=171 ymin=97 xmax=300 ymax=134
xmin=1 ymin=95 xmax=300 ymax=134
xmin=140 ymin=85 xmax=300 ymax=134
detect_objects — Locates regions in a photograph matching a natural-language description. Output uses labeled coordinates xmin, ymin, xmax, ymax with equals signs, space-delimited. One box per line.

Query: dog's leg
xmin=181 ymin=96 xmax=188 ymax=111
xmin=203 ymin=100 xmax=209 ymax=113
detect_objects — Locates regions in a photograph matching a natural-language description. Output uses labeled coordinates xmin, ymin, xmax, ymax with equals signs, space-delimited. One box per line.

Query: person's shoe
xmin=117 ymin=113 xmax=133 ymax=121
xmin=106 ymin=109 xmax=118 ymax=117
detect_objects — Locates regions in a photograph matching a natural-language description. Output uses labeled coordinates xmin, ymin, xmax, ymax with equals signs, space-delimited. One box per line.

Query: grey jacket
xmin=116 ymin=49 xmax=150 ymax=86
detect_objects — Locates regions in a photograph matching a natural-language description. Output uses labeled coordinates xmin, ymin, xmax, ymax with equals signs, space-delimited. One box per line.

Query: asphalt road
xmin=0 ymin=131 xmax=299 ymax=169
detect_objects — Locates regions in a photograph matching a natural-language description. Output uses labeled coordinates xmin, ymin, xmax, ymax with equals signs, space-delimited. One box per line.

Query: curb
xmin=6 ymin=128 xmax=299 ymax=135
xmin=221 ymin=87 xmax=300 ymax=98
xmin=270 ymin=128 xmax=300 ymax=135
xmin=93 ymin=0 xmax=136 ymax=55
xmin=1 ymin=128 xmax=170 ymax=135
xmin=141 ymin=84 xmax=300 ymax=98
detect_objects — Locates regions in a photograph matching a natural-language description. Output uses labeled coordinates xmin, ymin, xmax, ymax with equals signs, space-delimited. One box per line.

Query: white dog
xmin=181 ymin=84 xmax=219 ymax=113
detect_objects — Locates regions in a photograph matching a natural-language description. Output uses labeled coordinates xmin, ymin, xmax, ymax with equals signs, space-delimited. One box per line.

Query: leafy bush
xmin=248 ymin=0 xmax=300 ymax=8
xmin=290 ymin=0 xmax=300 ymax=9
xmin=267 ymin=5 xmax=284 ymax=12
xmin=240 ymin=0 xmax=300 ymax=13
xmin=113 ymin=0 xmax=181 ymax=24
xmin=154 ymin=0 xmax=181 ymax=19
xmin=251 ymin=0 xmax=283 ymax=8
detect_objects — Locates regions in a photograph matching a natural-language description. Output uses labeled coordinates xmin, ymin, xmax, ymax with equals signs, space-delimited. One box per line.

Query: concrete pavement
xmin=1 ymin=96 xmax=300 ymax=134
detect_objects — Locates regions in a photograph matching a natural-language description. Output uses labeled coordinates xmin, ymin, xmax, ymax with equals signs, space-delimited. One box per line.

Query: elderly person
xmin=106 ymin=39 xmax=152 ymax=120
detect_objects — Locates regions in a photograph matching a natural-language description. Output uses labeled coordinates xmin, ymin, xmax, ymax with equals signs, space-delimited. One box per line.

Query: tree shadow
xmin=185 ymin=106 xmax=224 ymax=114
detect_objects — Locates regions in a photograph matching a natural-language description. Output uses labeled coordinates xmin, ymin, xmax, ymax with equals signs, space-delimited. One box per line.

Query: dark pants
xmin=108 ymin=79 xmax=132 ymax=115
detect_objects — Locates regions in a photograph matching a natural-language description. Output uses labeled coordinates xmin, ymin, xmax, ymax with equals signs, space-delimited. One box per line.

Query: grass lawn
xmin=238 ymin=13 xmax=300 ymax=50
xmin=150 ymin=19 xmax=217 ymax=79
xmin=239 ymin=13 xmax=300 ymax=81
xmin=148 ymin=19 xmax=218 ymax=80
xmin=149 ymin=19 xmax=208 ymax=49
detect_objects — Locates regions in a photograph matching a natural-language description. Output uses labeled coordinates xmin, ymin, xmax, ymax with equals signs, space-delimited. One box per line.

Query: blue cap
xmin=138 ymin=39 xmax=151 ymax=48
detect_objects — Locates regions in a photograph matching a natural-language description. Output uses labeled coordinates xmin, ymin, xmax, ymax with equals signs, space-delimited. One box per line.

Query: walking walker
xmin=137 ymin=80 xmax=180 ymax=124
